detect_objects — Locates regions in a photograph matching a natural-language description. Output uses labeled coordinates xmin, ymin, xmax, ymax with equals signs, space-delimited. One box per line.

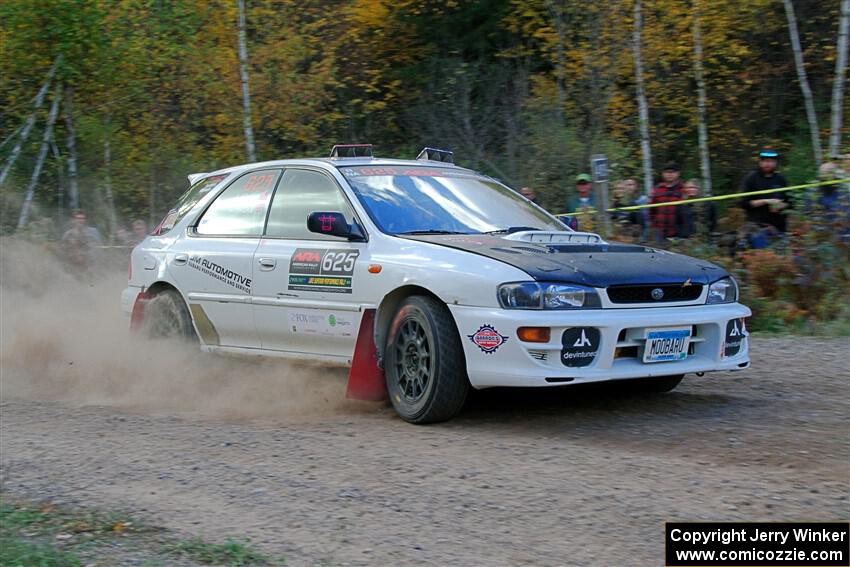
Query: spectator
xmin=813 ymin=157 xmax=850 ymax=241
xmin=564 ymin=174 xmax=596 ymax=231
xmin=740 ymin=149 xmax=790 ymax=236
xmin=566 ymin=174 xmax=594 ymax=213
xmin=131 ymin=219 xmax=148 ymax=244
xmin=61 ymin=209 xmax=103 ymax=271
xmin=114 ymin=226 xmax=133 ymax=245
xmin=649 ymin=161 xmax=684 ymax=240
xmin=610 ymin=179 xmax=646 ymax=240
xmin=676 ymin=178 xmax=717 ymax=239
xmin=519 ymin=186 xmax=538 ymax=204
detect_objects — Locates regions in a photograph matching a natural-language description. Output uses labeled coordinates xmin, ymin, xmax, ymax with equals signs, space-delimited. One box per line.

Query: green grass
xmin=0 ymin=537 xmax=82 ymax=567
xmin=171 ymin=537 xmax=274 ymax=566
xmin=0 ymin=496 xmax=281 ymax=566
xmin=0 ymin=500 xmax=83 ymax=567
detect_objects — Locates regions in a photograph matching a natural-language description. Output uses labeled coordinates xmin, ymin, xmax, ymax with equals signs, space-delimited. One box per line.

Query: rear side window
xmin=158 ymin=174 xmax=227 ymax=235
xmin=265 ymin=169 xmax=354 ymax=239
xmin=196 ymin=170 xmax=281 ymax=236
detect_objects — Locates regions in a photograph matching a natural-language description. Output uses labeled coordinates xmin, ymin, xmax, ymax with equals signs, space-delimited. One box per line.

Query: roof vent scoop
xmin=330 ymin=144 xmax=373 ymax=158
xmin=416 ymin=147 xmax=454 ymax=163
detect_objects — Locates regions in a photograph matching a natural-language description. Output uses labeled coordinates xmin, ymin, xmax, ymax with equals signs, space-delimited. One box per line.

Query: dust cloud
xmin=0 ymin=239 xmax=375 ymax=422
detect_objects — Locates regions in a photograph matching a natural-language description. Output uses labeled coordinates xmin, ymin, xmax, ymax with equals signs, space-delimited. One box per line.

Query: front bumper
xmin=449 ymin=303 xmax=751 ymax=388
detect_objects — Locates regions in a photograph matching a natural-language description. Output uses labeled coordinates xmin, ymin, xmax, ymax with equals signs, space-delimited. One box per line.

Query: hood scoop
xmin=503 ymin=230 xmax=604 ymax=245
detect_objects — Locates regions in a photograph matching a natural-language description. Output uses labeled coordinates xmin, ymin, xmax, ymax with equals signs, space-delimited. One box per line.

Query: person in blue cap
xmin=740 ymin=148 xmax=791 ymax=237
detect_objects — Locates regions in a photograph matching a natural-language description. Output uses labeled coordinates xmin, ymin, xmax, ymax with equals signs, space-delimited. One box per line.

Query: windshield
xmin=340 ymin=165 xmax=565 ymax=235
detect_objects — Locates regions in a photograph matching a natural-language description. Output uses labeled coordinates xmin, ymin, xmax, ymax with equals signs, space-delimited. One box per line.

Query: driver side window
xmin=265 ymin=169 xmax=354 ymax=239
xmin=196 ymin=170 xmax=280 ymax=236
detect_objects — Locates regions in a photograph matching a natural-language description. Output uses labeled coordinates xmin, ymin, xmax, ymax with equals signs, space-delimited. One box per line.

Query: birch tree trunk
xmin=783 ymin=0 xmax=823 ymax=167
xmin=17 ymin=86 xmax=63 ymax=229
xmin=237 ymin=0 xmax=257 ymax=162
xmin=0 ymin=55 xmax=61 ymax=187
xmin=829 ymin=0 xmax=849 ymax=158
xmin=633 ymin=0 xmax=653 ymax=196
xmin=64 ymin=87 xmax=80 ymax=209
xmin=50 ymin=134 xmax=66 ymax=216
xmin=692 ymin=2 xmax=713 ymax=195
xmin=103 ymin=124 xmax=118 ymax=240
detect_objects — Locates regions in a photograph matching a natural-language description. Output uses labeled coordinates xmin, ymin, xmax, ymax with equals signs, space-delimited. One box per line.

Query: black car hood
xmin=402 ymin=234 xmax=726 ymax=286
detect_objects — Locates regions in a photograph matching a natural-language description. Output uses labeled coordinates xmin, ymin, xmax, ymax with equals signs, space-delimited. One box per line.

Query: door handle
xmin=174 ymin=253 xmax=188 ymax=266
xmin=257 ymin=257 xmax=276 ymax=270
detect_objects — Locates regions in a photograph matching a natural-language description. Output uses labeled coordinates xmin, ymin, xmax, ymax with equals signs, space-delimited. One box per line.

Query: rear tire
xmin=142 ymin=289 xmax=197 ymax=342
xmin=632 ymin=374 xmax=684 ymax=393
xmin=384 ymin=295 xmax=469 ymax=424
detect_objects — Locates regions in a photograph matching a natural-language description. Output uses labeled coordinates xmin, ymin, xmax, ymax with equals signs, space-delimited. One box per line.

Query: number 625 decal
xmin=322 ymin=250 xmax=358 ymax=274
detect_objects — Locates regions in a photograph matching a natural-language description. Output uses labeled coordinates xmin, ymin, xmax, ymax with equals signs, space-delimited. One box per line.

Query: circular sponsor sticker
xmin=468 ymin=324 xmax=509 ymax=354
xmin=561 ymin=327 xmax=600 ymax=367
xmin=724 ymin=318 xmax=745 ymax=357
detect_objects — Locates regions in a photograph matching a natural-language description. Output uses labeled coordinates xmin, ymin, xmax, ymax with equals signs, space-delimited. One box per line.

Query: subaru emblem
xmin=651 ymin=288 xmax=664 ymax=300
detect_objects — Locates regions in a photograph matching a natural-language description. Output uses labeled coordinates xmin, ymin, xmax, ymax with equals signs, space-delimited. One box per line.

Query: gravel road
xmin=1 ymin=336 xmax=848 ymax=566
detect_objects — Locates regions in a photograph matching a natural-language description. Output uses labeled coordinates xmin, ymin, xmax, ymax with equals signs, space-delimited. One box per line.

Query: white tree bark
xmin=783 ymin=0 xmax=823 ymax=167
xmin=237 ymin=0 xmax=257 ymax=162
xmin=17 ymin=85 xmax=63 ymax=229
xmin=692 ymin=2 xmax=713 ymax=195
xmin=49 ymin=134 xmax=66 ymax=215
xmin=633 ymin=0 xmax=653 ymax=196
xmin=829 ymin=0 xmax=849 ymax=158
xmin=64 ymin=87 xmax=80 ymax=209
xmin=0 ymin=55 xmax=61 ymax=187
xmin=103 ymin=123 xmax=118 ymax=240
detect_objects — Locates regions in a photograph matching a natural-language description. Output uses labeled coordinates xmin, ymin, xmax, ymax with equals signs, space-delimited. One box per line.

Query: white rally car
xmin=123 ymin=145 xmax=750 ymax=423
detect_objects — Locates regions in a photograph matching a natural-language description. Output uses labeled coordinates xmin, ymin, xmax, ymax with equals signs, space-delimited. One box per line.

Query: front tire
xmin=384 ymin=296 xmax=469 ymax=424
xmin=142 ymin=289 xmax=197 ymax=342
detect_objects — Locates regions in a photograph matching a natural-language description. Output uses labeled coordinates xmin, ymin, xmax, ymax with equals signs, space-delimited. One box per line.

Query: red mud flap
xmin=346 ymin=309 xmax=387 ymax=401
xmin=129 ymin=291 xmax=150 ymax=332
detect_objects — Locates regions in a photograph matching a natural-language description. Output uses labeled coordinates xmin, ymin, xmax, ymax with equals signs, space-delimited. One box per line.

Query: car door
xmin=252 ymin=167 xmax=367 ymax=358
xmin=168 ymin=169 xmax=281 ymax=348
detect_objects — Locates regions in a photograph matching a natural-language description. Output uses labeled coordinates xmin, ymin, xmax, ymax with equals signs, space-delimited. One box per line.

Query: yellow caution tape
xmin=556 ymin=177 xmax=850 ymax=217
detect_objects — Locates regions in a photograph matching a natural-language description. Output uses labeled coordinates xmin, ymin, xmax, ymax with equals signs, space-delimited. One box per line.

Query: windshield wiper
xmin=397 ymin=230 xmax=471 ymax=235
xmin=484 ymin=226 xmax=541 ymax=235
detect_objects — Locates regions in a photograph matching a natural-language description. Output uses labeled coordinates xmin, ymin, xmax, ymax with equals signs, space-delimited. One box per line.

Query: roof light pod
xmin=330 ymin=144 xmax=373 ymax=158
xmin=416 ymin=147 xmax=454 ymax=163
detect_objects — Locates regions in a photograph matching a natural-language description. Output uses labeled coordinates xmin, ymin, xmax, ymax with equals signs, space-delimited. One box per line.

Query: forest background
xmin=1 ymin=0 xmax=848 ymax=332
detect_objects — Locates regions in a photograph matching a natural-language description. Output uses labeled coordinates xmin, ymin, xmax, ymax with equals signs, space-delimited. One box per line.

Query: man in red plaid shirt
xmin=649 ymin=161 xmax=685 ymax=240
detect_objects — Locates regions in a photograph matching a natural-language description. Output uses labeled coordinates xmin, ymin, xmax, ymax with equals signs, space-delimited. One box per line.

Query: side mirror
xmin=307 ymin=212 xmax=364 ymax=240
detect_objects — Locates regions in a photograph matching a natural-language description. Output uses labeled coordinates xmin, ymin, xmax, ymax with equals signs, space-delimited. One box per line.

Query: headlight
xmin=706 ymin=277 xmax=738 ymax=304
xmin=498 ymin=282 xmax=601 ymax=309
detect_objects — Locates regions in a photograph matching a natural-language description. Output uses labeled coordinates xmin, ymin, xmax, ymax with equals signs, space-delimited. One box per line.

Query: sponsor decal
xmin=187 ymin=255 xmax=251 ymax=293
xmin=244 ymin=173 xmax=277 ymax=191
xmin=467 ymin=324 xmax=508 ymax=354
xmin=318 ymin=214 xmax=336 ymax=232
xmin=288 ymin=249 xmax=359 ymax=294
xmin=561 ymin=327 xmax=600 ymax=367
xmin=723 ymin=318 xmax=746 ymax=358
xmin=340 ymin=166 xmax=479 ymax=180
xmin=288 ymin=311 xmax=354 ymax=337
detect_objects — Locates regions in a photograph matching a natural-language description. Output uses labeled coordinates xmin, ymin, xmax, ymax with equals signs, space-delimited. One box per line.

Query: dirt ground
xmin=2 ymin=336 xmax=848 ymax=567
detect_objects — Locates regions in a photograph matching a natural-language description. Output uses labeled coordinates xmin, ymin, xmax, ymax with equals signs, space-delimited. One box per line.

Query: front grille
xmin=607 ymin=283 xmax=703 ymax=304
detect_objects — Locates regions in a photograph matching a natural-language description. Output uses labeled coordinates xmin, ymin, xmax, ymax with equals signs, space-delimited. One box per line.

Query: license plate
xmin=643 ymin=327 xmax=691 ymax=363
